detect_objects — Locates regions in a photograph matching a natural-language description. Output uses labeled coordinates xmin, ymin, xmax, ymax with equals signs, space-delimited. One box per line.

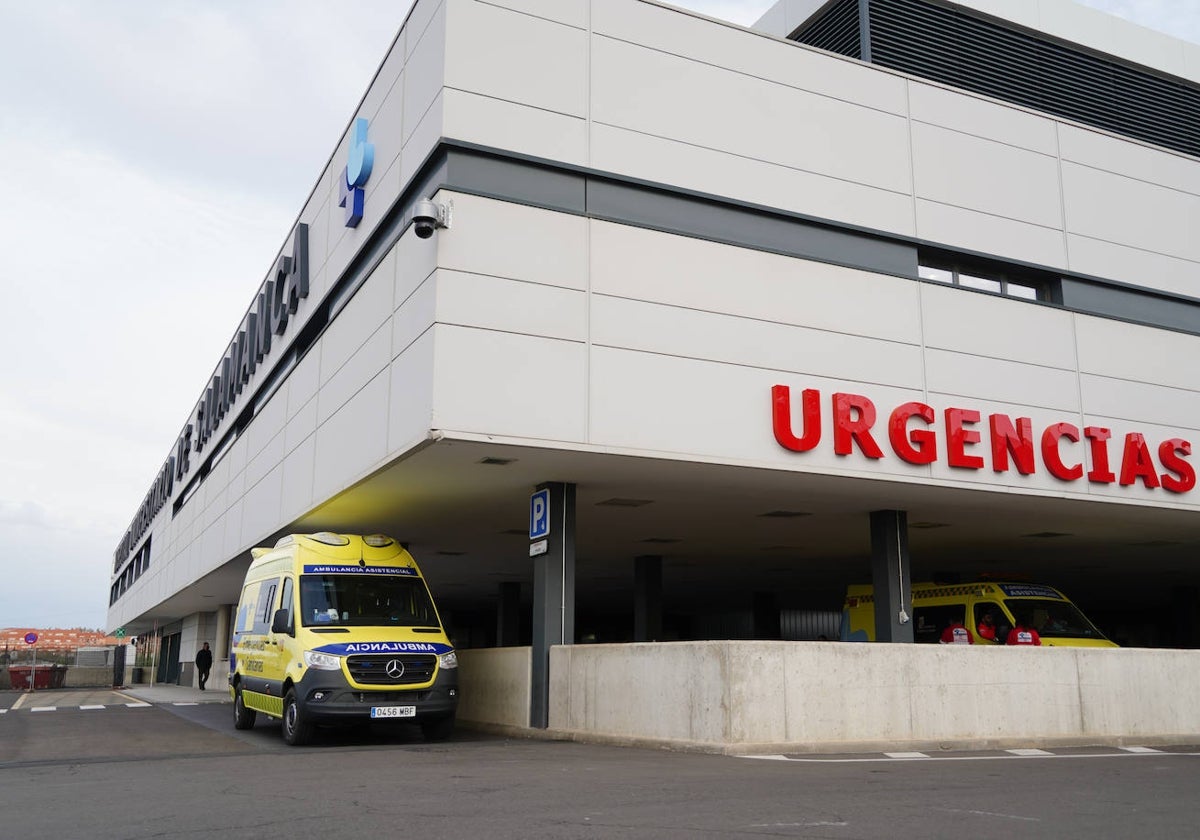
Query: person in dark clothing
xmin=195 ymin=642 xmax=213 ymax=690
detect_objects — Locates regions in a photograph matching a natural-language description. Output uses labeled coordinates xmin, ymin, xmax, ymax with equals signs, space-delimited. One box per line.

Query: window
xmin=920 ymin=259 xmax=1048 ymax=301
xmin=300 ymin=574 xmax=438 ymax=628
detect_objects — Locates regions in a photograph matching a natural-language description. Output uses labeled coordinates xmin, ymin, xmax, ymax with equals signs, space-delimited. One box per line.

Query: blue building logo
xmin=339 ymin=117 xmax=375 ymax=228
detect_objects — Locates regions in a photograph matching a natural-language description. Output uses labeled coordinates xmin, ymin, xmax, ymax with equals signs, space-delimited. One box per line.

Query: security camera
xmin=412 ymin=200 xmax=444 ymax=239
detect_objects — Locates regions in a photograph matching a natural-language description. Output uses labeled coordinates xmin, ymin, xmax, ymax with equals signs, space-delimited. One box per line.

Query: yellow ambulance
xmin=840 ymin=581 xmax=1117 ymax=647
xmin=229 ymin=532 xmax=458 ymax=745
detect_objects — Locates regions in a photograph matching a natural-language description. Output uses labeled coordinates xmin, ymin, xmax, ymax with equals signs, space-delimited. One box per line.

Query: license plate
xmin=370 ymin=705 xmax=416 ymax=719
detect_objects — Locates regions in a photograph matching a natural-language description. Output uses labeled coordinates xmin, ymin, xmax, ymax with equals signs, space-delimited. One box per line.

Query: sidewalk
xmin=120 ymin=682 xmax=230 ymax=705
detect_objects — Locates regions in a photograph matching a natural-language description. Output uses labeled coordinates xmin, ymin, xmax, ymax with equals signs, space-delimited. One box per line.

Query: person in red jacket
xmin=940 ymin=619 xmax=974 ymax=645
xmin=1006 ymin=614 xmax=1042 ymax=646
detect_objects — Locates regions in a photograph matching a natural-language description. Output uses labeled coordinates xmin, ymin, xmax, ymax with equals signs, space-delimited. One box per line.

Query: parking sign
xmin=530 ymin=489 xmax=550 ymax=540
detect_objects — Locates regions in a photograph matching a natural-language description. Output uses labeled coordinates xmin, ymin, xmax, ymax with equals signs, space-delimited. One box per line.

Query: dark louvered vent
xmin=859 ymin=0 xmax=1200 ymax=158
xmin=791 ymin=0 xmax=861 ymax=60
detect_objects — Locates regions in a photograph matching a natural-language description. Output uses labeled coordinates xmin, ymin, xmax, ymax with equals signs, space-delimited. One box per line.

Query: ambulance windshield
xmin=300 ymin=574 xmax=439 ymax=628
xmin=1003 ymin=598 xmax=1106 ymax=640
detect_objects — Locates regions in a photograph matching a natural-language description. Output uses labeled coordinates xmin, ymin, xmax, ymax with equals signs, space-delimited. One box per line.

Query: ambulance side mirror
xmin=271 ymin=610 xmax=294 ymax=636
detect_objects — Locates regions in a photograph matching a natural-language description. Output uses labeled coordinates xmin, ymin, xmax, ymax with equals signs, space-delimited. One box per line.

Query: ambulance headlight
xmin=438 ymin=651 xmax=458 ymax=670
xmin=303 ymin=650 xmax=343 ymax=670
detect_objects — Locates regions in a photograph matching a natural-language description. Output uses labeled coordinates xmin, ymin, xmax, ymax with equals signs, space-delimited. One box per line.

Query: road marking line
xmin=125 ymin=702 xmax=152 ymax=708
xmin=30 ymin=707 xmax=57 ymax=712
xmin=79 ymin=705 xmax=107 ymax=710
xmin=12 ymin=694 xmax=29 ymax=710
xmin=0 ymin=709 xmax=7 ymax=714
xmin=884 ymin=751 xmax=929 ymax=759
xmin=172 ymin=702 xmax=200 ymax=706
xmin=1006 ymin=749 xmax=1054 ymax=756
xmin=1119 ymin=746 xmax=1161 ymax=753
xmin=737 ymin=750 xmax=1200 ymax=763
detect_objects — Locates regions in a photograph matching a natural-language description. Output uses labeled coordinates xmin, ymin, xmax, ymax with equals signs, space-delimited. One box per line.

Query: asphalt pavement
xmin=2 ymin=688 xmax=1199 ymax=839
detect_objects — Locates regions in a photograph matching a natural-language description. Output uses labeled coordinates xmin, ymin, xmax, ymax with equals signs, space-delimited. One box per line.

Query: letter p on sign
xmin=530 ymin=489 xmax=550 ymax=540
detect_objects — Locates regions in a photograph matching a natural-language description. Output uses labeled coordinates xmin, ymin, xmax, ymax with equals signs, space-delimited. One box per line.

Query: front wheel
xmin=233 ymin=685 xmax=256 ymax=730
xmin=281 ymin=689 xmax=313 ymax=746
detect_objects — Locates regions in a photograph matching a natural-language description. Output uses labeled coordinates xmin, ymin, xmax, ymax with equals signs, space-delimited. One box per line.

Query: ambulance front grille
xmin=346 ymin=654 xmax=436 ymax=685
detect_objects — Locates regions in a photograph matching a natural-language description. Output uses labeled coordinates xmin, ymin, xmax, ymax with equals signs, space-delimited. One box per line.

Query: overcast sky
xmin=1 ymin=0 xmax=1196 ymax=631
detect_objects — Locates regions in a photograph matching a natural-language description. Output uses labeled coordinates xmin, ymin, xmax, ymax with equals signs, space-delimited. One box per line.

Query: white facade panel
xmin=915 ymin=199 xmax=1067 ymax=270
xmin=588 ymin=221 xmax=922 ymax=344
xmin=591 ymin=295 xmax=924 ymax=391
xmin=442 ymin=88 xmax=590 ymax=170
xmin=909 ymin=81 xmax=1058 ymax=156
xmin=312 ymin=369 xmax=392 ymax=500
xmin=445 ymin=1 xmax=587 ymax=117
xmin=911 ymin=122 xmax=1062 ymax=229
xmin=317 ymin=324 xmax=392 ymax=427
xmin=1058 ymin=125 xmax=1200 ymax=196
xmin=591 ymin=346 xmax=925 ymax=477
xmin=1080 ymin=376 xmax=1200 ymax=432
xmin=924 ymin=349 xmax=1079 ymax=413
xmin=436 ymin=193 xmax=589 ymax=291
xmin=431 ymin=325 xmax=587 ymax=442
xmin=919 ymin=283 xmax=1076 ymax=370
xmin=588 ymin=122 xmax=917 ymax=235
xmin=280 ymin=434 xmax=317 ymax=523
xmin=436 ymin=271 xmax=587 ymax=343
xmin=590 ymin=35 xmax=913 ymax=196
xmin=1066 ymin=237 xmax=1200 ymax=301
xmin=1075 ymin=315 xmax=1200 ymax=394
xmin=400 ymin=89 xmax=445 ymax=189
xmin=282 ymin=396 xmax=316 ymax=458
xmin=319 ymin=253 xmax=397 ymax=386
xmin=1062 ymin=163 xmax=1200 ymax=265
xmin=287 ymin=349 xmax=322 ymax=422
xmin=596 ymin=0 xmax=909 ymax=116
xmin=388 ymin=330 xmax=437 ymax=453
xmin=484 ymin=0 xmax=588 ymax=28
xmin=403 ymin=2 xmax=447 ymax=146
xmin=239 ymin=463 xmax=284 ymax=548
xmin=392 ymin=276 xmax=437 ymax=360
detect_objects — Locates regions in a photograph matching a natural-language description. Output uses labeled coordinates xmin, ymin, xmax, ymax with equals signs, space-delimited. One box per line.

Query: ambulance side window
xmin=278 ymin=578 xmax=294 ymax=627
xmin=253 ymin=577 xmax=279 ymax=634
xmin=912 ymin=605 xmax=966 ymax=643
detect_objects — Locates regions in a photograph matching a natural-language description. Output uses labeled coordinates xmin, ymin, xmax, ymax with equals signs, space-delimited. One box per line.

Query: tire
xmin=281 ymin=688 xmax=313 ymax=746
xmin=420 ymin=712 xmax=455 ymax=742
xmin=233 ymin=685 xmax=256 ymax=730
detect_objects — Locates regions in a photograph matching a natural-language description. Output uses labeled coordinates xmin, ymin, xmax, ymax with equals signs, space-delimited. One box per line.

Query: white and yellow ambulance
xmin=840 ymin=581 xmax=1117 ymax=647
xmin=229 ymin=532 xmax=458 ymax=745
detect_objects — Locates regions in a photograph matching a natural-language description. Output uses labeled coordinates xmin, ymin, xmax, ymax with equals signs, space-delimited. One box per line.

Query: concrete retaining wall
xmin=549 ymin=641 xmax=1200 ymax=752
xmin=457 ymin=647 xmax=531 ymax=729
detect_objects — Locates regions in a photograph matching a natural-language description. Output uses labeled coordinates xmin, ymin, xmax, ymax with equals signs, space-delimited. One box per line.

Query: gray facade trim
xmin=434 ymin=141 xmax=1200 ymax=337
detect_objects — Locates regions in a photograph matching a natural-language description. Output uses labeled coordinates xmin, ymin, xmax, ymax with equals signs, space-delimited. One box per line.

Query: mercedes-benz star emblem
xmin=385 ymin=659 xmax=405 ymax=679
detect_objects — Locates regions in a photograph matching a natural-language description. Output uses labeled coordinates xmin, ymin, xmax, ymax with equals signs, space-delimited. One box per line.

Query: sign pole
xmin=23 ymin=632 xmax=38 ymax=691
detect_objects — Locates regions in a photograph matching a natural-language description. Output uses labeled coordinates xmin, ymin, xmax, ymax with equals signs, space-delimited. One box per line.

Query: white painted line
xmin=1119 ymin=746 xmax=1162 ymax=753
xmin=172 ymin=702 xmax=200 ymax=706
xmin=884 ymin=751 xmax=929 ymax=759
xmin=739 ymin=754 xmax=791 ymax=761
xmin=1006 ymin=748 xmax=1054 ymax=756
xmin=0 ymin=708 xmax=8 ymax=714
xmin=79 ymin=705 xmax=107 ymax=711
xmin=125 ymin=702 xmax=152 ymax=708
xmin=30 ymin=707 xmax=57 ymax=713
xmin=737 ymin=750 xmax=1200 ymax=764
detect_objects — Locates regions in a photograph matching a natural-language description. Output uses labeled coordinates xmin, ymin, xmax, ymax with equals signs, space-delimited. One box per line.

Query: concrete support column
xmin=1171 ymin=586 xmax=1200 ymax=648
xmin=497 ymin=582 xmax=522 ymax=647
xmin=870 ymin=509 xmax=914 ymax=643
xmin=531 ymin=482 xmax=576 ymax=729
xmin=214 ymin=604 xmax=232 ymax=661
xmin=634 ymin=555 xmax=663 ymax=642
